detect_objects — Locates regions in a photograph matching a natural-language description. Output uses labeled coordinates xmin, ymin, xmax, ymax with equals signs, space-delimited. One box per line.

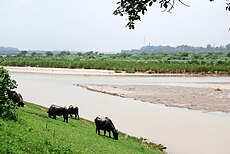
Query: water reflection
xmin=10 ymin=72 xmax=230 ymax=154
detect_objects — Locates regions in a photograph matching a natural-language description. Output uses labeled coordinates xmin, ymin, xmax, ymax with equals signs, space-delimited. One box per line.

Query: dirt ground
xmin=78 ymin=84 xmax=230 ymax=113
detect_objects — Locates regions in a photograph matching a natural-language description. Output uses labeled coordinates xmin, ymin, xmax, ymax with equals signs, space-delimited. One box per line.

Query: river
xmin=9 ymin=72 xmax=230 ymax=154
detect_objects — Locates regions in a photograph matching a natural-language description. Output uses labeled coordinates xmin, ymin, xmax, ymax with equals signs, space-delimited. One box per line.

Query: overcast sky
xmin=0 ymin=0 xmax=229 ymax=52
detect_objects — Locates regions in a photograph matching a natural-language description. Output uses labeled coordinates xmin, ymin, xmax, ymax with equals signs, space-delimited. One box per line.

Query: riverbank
xmin=78 ymin=84 xmax=230 ymax=113
xmin=5 ymin=66 xmax=230 ymax=113
xmin=4 ymin=66 xmax=226 ymax=77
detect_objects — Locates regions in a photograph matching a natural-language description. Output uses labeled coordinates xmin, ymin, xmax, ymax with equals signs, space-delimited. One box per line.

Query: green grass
xmin=0 ymin=103 xmax=165 ymax=154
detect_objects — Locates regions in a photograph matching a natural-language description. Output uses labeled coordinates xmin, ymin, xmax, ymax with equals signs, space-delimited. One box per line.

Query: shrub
xmin=0 ymin=67 xmax=18 ymax=120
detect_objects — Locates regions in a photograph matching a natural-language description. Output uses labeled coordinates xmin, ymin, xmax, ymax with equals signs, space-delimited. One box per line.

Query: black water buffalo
xmin=47 ymin=104 xmax=68 ymax=123
xmin=95 ymin=116 xmax=118 ymax=140
xmin=68 ymin=105 xmax=79 ymax=120
xmin=8 ymin=91 xmax=25 ymax=107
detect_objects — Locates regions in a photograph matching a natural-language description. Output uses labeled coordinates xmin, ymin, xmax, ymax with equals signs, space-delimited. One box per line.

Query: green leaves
xmin=113 ymin=0 xmax=154 ymax=29
xmin=114 ymin=0 xmax=230 ymax=29
xmin=113 ymin=0 xmax=180 ymax=29
xmin=0 ymin=67 xmax=18 ymax=120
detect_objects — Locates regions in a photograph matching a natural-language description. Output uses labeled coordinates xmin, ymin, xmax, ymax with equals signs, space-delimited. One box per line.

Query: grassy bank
xmin=0 ymin=103 xmax=165 ymax=154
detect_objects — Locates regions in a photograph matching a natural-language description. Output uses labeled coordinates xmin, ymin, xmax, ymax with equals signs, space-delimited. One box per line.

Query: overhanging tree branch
xmin=113 ymin=0 xmax=229 ymax=29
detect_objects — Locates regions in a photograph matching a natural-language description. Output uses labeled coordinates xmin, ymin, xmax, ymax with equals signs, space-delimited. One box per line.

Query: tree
xmin=226 ymin=44 xmax=230 ymax=50
xmin=113 ymin=0 xmax=229 ymax=29
xmin=45 ymin=51 xmax=54 ymax=57
xmin=179 ymin=51 xmax=189 ymax=57
xmin=206 ymin=44 xmax=212 ymax=51
xmin=31 ymin=52 xmax=36 ymax=57
xmin=226 ymin=52 xmax=230 ymax=57
xmin=59 ymin=51 xmax=70 ymax=56
xmin=0 ymin=67 xmax=18 ymax=120
xmin=17 ymin=50 xmax=27 ymax=57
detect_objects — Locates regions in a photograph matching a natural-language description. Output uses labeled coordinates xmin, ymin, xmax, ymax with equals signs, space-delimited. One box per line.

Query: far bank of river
xmin=4 ymin=66 xmax=230 ymax=77
xmin=6 ymin=66 xmax=230 ymax=154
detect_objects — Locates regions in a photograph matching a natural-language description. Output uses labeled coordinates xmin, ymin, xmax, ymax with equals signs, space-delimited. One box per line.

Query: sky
xmin=0 ymin=0 xmax=229 ymax=52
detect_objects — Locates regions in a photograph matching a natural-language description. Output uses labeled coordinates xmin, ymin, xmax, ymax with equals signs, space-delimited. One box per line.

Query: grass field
xmin=0 ymin=103 xmax=165 ymax=154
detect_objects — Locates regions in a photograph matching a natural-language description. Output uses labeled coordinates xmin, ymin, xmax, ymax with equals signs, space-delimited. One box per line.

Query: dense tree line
xmin=123 ymin=44 xmax=230 ymax=53
xmin=1 ymin=51 xmax=230 ymax=74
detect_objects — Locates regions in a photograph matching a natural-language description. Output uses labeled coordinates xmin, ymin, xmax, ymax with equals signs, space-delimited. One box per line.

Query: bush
xmin=0 ymin=67 xmax=18 ymax=120
xmin=226 ymin=52 xmax=230 ymax=57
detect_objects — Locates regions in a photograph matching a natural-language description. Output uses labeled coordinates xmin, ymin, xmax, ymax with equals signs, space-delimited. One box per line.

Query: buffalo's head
xmin=113 ymin=129 xmax=119 ymax=140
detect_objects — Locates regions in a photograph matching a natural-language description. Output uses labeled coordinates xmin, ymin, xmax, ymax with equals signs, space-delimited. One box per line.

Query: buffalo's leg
xmin=75 ymin=114 xmax=77 ymax=119
xmin=64 ymin=115 xmax=68 ymax=123
xmin=53 ymin=115 xmax=56 ymax=119
xmin=108 ymin=131 xmax=111 ymax=138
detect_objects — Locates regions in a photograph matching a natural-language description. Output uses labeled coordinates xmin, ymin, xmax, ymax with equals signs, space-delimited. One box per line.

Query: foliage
xmin=227 ymin=52 xmax=230 ymax=57
xmin=227 ymin=1 xmax=230 ymax=11
xmin=226 ymin=44 xmax=230 ymax=50
xmin=31 ymin=52 xmax=36 ymax=57
xmin=17 ymin=50 xmax=28 ymax=57
xmin=113 ymin=0 xmax=229 ymax=29
xmin=1 ymin=51 xmax=230 ymax=75
xmin=0 ymin=67 xmax=18 ymax=120
xmin=0 ymin=103 xmax=165 ymax=154
xmin=45 ymin=51 xmax=54 ymax=57
xmin=58 ymin=51 xmax=70 ymax=56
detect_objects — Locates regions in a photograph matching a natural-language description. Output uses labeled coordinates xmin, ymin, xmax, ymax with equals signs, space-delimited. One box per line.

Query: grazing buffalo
xmin=47 ymin=104 xmax=68 ymax=123
xmin=68 ymin=105 xmax=79 ymax=120
xmin=8 ymin=91 xmax=25 ymax=107
xmin=95 ymin=116 xmax=118 ymax=140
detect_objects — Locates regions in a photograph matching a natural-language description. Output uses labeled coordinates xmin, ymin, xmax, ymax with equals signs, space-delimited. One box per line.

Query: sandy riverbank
xmin=4 ymin=66 xmax=211 ymax=77
xmin=5 ymin=66 xmax=230 ymax=113
xmin=78 ymin=84 xmax=230 ymax=113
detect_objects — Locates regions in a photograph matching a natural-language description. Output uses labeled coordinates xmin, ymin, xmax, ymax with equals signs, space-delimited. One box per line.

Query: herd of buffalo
xmin=47 ymin=104 xmax=118 ymax=140
xmin=10 ymin=91 xmax=119 ymax=140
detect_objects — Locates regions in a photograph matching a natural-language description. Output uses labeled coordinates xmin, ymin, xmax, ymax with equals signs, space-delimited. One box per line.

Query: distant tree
xmin=17 ymin=50 xmax=27 ymax=57
xmin=179 ymin=51 xmax=189 ymax=57
xmin=192 ymin=54 xmax=200 ymax=60
xmin=0 ymin=67 xmax=18 ymax=120
xmin=31 ymin=52 xmax=36 ymax=57
xmin=85 ymin=51 xmax=94 ymax=56
xmin=206 ymin=44 xmax=212 ymax=51
xmin=219 ymin=45 xmax=225 ymax=51
xmin=227 ymin=52 xmax=230 ymax=57
xmin=226 ymin=44 xmax=230 ymax=50
xmin=45 ymin=51 xmax=53 ymax=57
xmin=113 ymin=0 xmax=229 ymax=29
xmin=59 ymin=51 xmax=70 ymax=56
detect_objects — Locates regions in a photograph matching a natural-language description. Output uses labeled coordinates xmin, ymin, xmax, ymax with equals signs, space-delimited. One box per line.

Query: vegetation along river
xmin=9 ymin=71 xmax=230 ymax=154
